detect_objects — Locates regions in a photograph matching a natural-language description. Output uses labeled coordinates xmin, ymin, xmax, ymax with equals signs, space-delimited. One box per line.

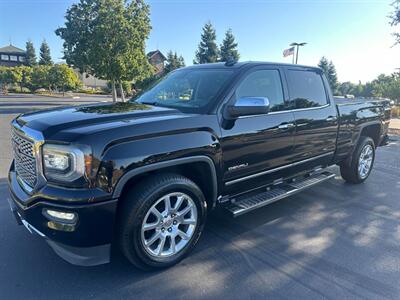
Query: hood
xmin=16 ymin=102 xmax=182 ymax=136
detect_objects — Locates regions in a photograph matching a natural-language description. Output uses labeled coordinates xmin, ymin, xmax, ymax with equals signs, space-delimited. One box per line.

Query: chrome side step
xmin=225 ymin=171 xmax=335 ymax=217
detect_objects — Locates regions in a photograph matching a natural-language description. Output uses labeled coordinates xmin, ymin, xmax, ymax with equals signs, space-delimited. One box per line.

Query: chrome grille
xmin=11 ymin=130 xmax=37 ymax=188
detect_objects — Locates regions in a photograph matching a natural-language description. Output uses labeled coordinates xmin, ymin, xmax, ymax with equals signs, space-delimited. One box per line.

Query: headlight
xmin=43 ymin=144 xmax=88 ymax=182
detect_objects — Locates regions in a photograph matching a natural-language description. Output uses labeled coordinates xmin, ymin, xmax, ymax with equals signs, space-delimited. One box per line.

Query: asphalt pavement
xmin=1 ymin=94 xmax=400 ymax=299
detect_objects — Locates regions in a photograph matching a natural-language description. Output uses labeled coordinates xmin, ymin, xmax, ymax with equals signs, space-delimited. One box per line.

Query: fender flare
xmin=342 ymin=120 xmax=382 ymax=167
xmin=112 ymin=155 xmax=218 ymax=203
xmin=354 ymin=120 xmax=382 ymax=148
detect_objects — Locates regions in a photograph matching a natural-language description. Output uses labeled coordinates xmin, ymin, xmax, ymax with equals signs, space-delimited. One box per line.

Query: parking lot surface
xmin=1 ymin=95 xmax=400 ymax=299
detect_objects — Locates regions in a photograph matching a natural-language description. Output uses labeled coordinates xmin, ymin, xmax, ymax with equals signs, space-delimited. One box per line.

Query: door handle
xmin=278 ymin=123 xmax=295 ymax=130
xmin=326 ymin=116 xmax=336 ymax=122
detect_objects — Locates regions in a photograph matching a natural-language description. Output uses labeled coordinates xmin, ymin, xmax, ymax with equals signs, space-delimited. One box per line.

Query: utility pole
xmin=290 ymin=42 xmax=307 ymax=64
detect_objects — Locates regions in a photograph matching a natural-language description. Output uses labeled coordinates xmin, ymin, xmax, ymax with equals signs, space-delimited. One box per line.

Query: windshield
xmin=133 ymin=68 xmax=234 ymax=113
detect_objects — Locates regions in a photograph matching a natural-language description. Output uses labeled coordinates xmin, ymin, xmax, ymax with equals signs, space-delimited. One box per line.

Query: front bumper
xmin=8 ymin=169 xmax=118 ymax=266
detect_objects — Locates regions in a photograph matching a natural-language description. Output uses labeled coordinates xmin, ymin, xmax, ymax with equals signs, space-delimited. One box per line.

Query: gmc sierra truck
xmin=8 ymin=62 xmax=391 ymax=270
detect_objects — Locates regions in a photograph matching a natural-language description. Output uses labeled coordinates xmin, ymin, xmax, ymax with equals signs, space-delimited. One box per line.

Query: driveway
xmin=1 ymin=94 xmax=400 ymax=299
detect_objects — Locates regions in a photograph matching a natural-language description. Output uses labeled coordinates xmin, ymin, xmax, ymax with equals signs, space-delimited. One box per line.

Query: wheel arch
xmin=113 ymin=156 xmax=218 ymax=209
xmin=359 ymin=123 xmax=381 ymax=148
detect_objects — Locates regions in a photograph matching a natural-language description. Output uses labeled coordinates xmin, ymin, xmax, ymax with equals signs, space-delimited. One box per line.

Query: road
xmin=1 ymin=95 xmax=400 ymax=299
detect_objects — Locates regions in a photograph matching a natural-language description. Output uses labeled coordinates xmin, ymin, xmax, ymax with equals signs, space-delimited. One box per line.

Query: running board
xmin=225 ymin=171 xmax=335 ymax=217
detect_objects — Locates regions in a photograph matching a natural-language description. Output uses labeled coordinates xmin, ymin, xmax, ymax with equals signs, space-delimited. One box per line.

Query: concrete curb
xmin=389 ymin=128 xmax=400 ymax=136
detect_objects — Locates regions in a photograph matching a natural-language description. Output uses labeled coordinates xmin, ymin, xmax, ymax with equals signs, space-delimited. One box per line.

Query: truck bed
xmin=334 ymin=97 xmax=391 ymax=109
xmin=333 ymin=96 xmax=390 ymax=162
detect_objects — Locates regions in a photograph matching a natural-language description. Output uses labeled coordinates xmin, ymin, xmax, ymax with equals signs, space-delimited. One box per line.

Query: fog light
xmin=43 ymin=209 xmax=77 ymax=223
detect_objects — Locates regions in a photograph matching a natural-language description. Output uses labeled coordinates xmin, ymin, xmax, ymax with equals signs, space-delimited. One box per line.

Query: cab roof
xmin=183 ymin=61 xmax=321 ymax=72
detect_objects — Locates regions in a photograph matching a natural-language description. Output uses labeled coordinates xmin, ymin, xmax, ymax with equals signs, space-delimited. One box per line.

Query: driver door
xmin=220 ymin=67 xmax=297 ymax=195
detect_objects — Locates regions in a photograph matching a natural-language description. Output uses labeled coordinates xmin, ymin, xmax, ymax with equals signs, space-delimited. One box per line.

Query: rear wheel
xmin=118 ymin=173 xmax=207 ymax=270
xmin=340 ymin=136 xmax=375 ymax=184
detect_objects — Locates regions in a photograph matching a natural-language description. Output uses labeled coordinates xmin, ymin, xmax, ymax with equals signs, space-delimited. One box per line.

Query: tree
xmin=0 ymin=67 xmax=7 ymax=93
xmin=318 ymin=57 xmax=339 ymax=95
xmin=390 ymin=0 xmax=400 ymax=45
xmin=339 ymin=81 xmax=357 ymax=96
xmin=194 ymin=22 xmax=219 ymax=64
xmin=220 ymin=29 xmax=240 ymax=62
xmin=56 ymin=0 xmax=152 ymax=102
xmin=25 ymin=40 xmax=37 ymax=66
xmin=371 ymin=73 xmax=400 ymax=100
xmin=0 ymin=67 xmax=17 ymax=92
xmin=49 ymin=64 xmax=81 ymax=94
xmin=39 ymin=40 xmax=53 ymax=65
xmin=31 ymin=65 xmax=51 ymax=90
xmin=8 ymin=68 xmax=22 ymax=89
xmin=14 ymin=66 xmax=32 ymax=92
xmin=327 ymin=61 xmax=339 ymax=95
xmin=318 ymin=56 xmax=329 ymax=76
xmin=318 ymin=56 xmax=329 ymax=77
xmin=164 ymin=51 xmax=185 ymax=73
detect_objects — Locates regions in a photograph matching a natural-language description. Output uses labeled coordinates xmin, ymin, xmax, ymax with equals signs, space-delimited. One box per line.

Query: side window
xmin=287 ymin=70 xmax=328 ymax=108
xmin=236 ymin=69 xmax=286 ymax=112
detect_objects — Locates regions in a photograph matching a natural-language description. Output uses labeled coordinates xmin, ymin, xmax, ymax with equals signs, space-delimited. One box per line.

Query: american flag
xmin=283 ymin=47 xmax=295 ymax=57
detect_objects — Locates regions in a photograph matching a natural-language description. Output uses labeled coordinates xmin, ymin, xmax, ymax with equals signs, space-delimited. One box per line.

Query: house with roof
xmin=147 ymin=50 xmax=167 ymax=75
xmin=0 ymin=45 xmax=26 ymax=67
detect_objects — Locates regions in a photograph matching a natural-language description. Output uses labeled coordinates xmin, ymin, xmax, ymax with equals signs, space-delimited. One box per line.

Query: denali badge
xmin=228 ymin=163 xmax=249 ymax=171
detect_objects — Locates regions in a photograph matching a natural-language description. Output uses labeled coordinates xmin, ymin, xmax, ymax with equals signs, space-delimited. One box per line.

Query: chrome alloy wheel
xmin=141 ymin=192 xmax=198 ymax=258
xmin=358 ymin=144 xmax=373 ymax=179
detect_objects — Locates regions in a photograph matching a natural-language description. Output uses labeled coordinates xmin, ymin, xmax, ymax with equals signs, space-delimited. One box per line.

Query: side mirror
xmin=226 ymin=97 xmax=270 ymax=119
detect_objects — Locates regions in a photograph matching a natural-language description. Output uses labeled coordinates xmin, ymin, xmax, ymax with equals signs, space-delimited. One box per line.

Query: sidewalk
xmin=390 ymin=118 xmax=400 ymax=135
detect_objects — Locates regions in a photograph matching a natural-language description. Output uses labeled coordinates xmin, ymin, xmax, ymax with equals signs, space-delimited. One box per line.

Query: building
xmin=0 ymin=45 xmax=26 ymax=67
xmin=147 ymin=50 xmax=167 ymax=75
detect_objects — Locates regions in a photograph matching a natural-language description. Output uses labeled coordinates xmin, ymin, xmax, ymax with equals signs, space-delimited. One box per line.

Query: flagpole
xmin=290 ymin=42 xmax=307 ymax=64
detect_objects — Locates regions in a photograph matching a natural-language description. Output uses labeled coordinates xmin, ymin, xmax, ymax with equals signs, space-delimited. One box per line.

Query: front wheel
xmin=118 ymin=173 xmax=207 ymax=270
xmin=340 ymin=136 xmax=375 ymax=184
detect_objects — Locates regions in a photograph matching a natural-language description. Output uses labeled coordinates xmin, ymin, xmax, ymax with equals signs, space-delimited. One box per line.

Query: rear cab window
xmin=286 ymin=69 xmax=328 ymax=109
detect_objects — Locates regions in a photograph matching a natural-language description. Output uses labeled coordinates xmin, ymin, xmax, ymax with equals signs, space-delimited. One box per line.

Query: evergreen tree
xmin=39 ymin=40 xmax=53 ymax=65
xmin=165 ymin=51 xmax=185 ymax=73
xmin=177 ymin=55 xmax=185 ymax=69
xmin=318 ymin=56 xmax=329 ymax=76
xmin=318 ymin=57 xmax=339 ymax=94
xmin=25 ymin=40 xmax=37 ymax=66
xmin=220 ymin=29 xmax=240 ymax=62
xmin=327 ymin=61 xmax=339 ymax=94
xmin=194 ymin=22 xmax=219 ymax=64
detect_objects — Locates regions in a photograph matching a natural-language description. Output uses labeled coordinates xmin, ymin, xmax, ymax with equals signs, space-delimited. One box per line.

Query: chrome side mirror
xmin=226 ymin=97 xmax=270 ymax=119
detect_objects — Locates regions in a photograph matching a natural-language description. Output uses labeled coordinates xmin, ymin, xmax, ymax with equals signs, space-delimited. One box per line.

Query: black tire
xmin=340 ymin=136 xmax=375 ymax=184
xmin=117 ymin=173 xmax=207 ymax=270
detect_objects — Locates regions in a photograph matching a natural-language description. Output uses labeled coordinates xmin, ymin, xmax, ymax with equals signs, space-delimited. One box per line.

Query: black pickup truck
xmin=8 ymin=62 xmax=390 ymax=270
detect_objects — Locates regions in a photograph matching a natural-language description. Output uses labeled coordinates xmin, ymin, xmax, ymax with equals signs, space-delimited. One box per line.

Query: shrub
xmin=8 ymin=86 xmax=31 ymax=93
xmin=76 ymin=86 xmax=107 ymax=94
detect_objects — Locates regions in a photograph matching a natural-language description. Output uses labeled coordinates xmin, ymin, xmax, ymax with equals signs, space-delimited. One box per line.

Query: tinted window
xmin=236 ymin=70 xmax=286 ymax=112
xmin=287 ymin=70 xmax=328 ymax=108
xmin=134 ymin=69 xmax=234 ymax=113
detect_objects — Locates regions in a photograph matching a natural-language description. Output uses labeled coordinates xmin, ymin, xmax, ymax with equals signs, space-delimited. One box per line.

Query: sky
xmin=0 ymin=0 xmax=398 ymax=83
